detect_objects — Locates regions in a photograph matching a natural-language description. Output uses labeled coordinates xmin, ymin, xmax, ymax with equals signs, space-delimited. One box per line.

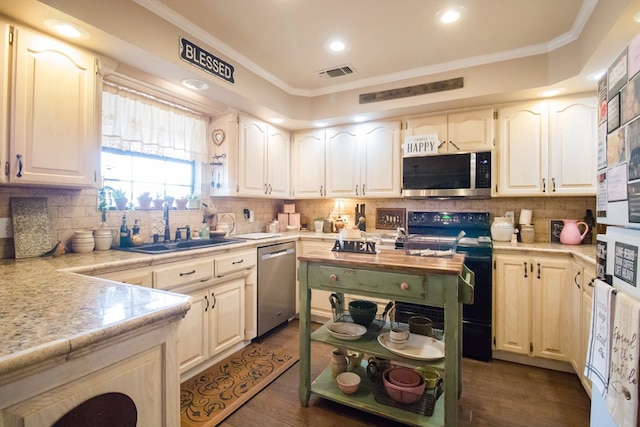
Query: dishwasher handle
xmin=261 ymin=248 xmax=295 ymax=260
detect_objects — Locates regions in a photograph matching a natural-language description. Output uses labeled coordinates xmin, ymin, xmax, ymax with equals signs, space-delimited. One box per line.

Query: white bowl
xmin=336 ymin=372 xmax=361 ymax=394
xmin=326 ymin=322 xmax=367 ymax=341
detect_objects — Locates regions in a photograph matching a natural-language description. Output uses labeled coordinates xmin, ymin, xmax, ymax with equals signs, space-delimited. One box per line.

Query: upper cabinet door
xmin=405 ymin=114 xmax=448 ymax=153
xmin=447 ymin=109 xmax=494 ymax=152
xmin=360 ymin=121 xmax=401 ymax=197
xmin=266 ymin=125 xmax=290 ymax=198
xmin=10 ymin=26 xmax=99 ymax=187
xmin=238 ymin=116 xmax=268 ymax=197
xmin=0 ymin=20 xmax=9 ymax=184
xmin=497 ymin=102 xmax=549 ymax=196
xmin=325 ymin=125 xmax=360 ymax=197
xmin=548 ymin=97 xmax=597 ymax=195
xmin=292 ymin=129 xmax=325 ymax=198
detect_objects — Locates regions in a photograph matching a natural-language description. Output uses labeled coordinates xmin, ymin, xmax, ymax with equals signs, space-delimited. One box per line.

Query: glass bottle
xmin=119 ymin=214 xmax=131 ymax=248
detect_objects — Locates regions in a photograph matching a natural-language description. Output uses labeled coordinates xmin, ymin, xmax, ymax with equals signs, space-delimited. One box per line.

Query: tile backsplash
xmin=0 ymin=186 xmax=596 ymax=259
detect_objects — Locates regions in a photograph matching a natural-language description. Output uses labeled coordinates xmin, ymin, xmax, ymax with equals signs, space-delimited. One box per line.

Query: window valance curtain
xmin=101 ymin=82 xmax=208 ymax=162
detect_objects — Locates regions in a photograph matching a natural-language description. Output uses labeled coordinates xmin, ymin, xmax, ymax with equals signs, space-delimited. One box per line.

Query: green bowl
xmin=349 ymin=300 xmax=377 ymax=327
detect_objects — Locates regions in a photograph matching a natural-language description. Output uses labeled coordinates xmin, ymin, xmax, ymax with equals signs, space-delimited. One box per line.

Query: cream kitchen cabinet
xmin=496 ymin=96 xmax=596 ymax=196
xmin=494 ymin=252 xmax=573 ymax=362
xmin=298 ymin=239 xmax=335 ymax=321
xmin=163 ymin=249 xmax=255 ymax=377
xmin=292 ymin=128 xmax=327 ymax=198
xmin=577 ymin=261 xmax=596 ymax=396
xmin=0 ymin=20 xmax=9 ymax=184
xmin=5 ymin=25 xmax=99 ymax=187
xmin=237 ymin=115 xmax=290 ymax=198
xmin=324 ymin=120 xmax=401 ymax=198
xmin=403 ymin=108 xmax=494 ymax=153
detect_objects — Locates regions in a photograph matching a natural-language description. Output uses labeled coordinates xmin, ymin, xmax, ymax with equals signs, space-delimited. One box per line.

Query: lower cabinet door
xmin=177 ymin=288 xmax=209 ymax=374
xmin=209 ymin=278 xmax=245 ymax=355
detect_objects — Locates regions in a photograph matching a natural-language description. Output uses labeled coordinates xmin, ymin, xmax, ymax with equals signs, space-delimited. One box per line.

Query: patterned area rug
xmin=180 ymin=344 xmax=298 ymax=427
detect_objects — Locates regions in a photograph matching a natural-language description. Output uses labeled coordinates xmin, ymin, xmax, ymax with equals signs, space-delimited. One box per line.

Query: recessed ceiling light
xmin=326 ymin=39 xmax=350 ymax=53
xmin=181 ymin=78 xmax=209 ymax=91
xmin=352 ymin=115 xmax=368 ymax=123
xmin=539 ymin=88 xmax=564 ymax=97
xmin=269 ymin=118 xmax=284 ymax=124
xmin=437 ymin=7 xmax=465 ymax=24
xmin=634 ymin=11 xmax=640 ymax=23
xmin=44 ymin=19 xmax=90 ymax=39
xmin=314 ymin=122 xmax=327 ymax=128
xmin=587 ymin=70 xmax=606 ymax=81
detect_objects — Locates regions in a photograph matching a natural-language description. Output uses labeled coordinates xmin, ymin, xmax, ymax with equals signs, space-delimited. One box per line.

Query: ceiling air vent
xmin=316 ymin=64 xmax=355 ymax=79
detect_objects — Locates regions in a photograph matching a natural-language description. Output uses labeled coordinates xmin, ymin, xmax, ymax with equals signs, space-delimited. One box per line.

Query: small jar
xmin=520 ymin=225 xmax=535 ymax=243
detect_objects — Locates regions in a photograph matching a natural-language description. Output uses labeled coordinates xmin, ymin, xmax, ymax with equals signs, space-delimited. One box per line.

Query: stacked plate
xmin=326 ymin=322 xmax=367 ymax=341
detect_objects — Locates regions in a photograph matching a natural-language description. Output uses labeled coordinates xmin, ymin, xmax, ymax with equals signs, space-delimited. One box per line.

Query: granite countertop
xmin=0 ymin=234 xmax=303 ymax=379
xmin=492 ymin=241 xmax=597 ymax=264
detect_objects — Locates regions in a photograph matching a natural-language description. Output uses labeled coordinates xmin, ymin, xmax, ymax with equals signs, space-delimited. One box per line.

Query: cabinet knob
xmin=329 ymin=274 xmax=338 ymax=282
xmin=400 ymin=282 xmax=409 ymax=290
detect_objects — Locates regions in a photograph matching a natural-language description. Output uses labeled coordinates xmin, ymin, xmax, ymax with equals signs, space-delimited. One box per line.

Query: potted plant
xmin=187 ymin=192 xmax=200 ymax=210
xmin=163 ymin=194 xmax=175 ymax=209
xmin=153 ymin=193 xmax=165 ymax=209
xmin=175 ymin=195 xmax=189 ymax=210
xmin=112 ymin=189 xmax=128 ymax=210
xmin=137 ymin=192 xmax=152 ymax=209
xmin=94 ymin=186 xmax=117 ymax=250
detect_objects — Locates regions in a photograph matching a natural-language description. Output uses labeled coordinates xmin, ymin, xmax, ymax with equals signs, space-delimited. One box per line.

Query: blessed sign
xmin=402 ymin=134 xmax=440 ymax=157
xmin=180 ymin=38 xmax=235 ymax=84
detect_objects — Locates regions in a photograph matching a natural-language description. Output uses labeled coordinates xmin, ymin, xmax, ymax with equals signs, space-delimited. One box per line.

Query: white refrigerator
xmin=593 ymin=224 xmax=640 ymax=426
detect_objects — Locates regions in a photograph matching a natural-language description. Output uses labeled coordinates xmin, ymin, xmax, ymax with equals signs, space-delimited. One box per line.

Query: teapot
xmin=559 ymin=219 xmax=589 ymax=245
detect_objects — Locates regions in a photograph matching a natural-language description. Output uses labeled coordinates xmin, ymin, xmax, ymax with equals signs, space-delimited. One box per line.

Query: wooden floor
xmin=219 ymin=319 xmax=590 ymax=427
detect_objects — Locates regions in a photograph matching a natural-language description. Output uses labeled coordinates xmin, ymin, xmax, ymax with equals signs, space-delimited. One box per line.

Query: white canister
xmin=491 ymin=217 xmax=515 ymax=242
xmin=72 ymin=230 xmax=95 ymax=253
xmin=93 ymin=227 xmax=117 ymax=251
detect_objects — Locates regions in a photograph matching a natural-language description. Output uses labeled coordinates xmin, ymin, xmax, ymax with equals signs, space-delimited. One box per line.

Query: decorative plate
xmin=326 ymin=322 xmax=367 ymax=341
xmin=378 ymin=332 xmax=445 ymax=360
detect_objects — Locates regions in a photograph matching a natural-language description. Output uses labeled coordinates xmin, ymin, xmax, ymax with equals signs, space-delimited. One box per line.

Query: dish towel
xmin=584 ymin=278 xmax=615 ymax=397
xmin=605 ymin=292 xmax=640 ymax=427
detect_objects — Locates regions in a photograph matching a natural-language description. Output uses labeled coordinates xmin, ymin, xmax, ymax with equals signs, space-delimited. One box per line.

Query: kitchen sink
xmin=115 ymin=237 xmax=242 ymax=254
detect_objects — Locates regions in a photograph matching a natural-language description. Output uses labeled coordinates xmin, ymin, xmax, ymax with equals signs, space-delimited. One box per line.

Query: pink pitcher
xmin=559 ymin=219 xmax=589 ymax=245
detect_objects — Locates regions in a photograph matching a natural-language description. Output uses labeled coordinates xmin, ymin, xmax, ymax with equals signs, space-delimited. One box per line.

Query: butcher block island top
xmin=297 ymin=249 xmax=466 ymax=275
xmin=297 ymin=249 xmax=473 ymax=427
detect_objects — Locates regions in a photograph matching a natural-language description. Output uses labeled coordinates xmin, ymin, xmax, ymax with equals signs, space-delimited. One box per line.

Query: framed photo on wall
xmin=621 ymin=73 xmax=640 ymax=125
xmin=608 ymin=93 xmax=620 ymax=133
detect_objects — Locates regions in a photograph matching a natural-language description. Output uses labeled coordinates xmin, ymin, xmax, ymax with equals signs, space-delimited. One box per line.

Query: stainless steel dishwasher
xmin=257 ymin=241 xmax=296 ymax=337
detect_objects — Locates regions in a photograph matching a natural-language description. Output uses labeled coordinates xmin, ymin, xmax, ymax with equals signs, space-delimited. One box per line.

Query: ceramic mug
xmin=389 ymin=327 xmax=410 ymax=349
xmin=409 ymin=316 xmax=433 ymax=337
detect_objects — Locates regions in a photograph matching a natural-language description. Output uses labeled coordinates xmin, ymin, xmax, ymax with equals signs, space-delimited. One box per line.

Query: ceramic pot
xmin=559 ymin=219 xmax=589 ymax=245
xmin=330 ymin=348 xmax=348 ymax=377
xmin=114 ymin=197 xmax=128 ymax=211
xmin=93 ymin=227 xmax=117 ymax=251
xmin=314 ymin=220 xmax=324 ymax=233
xmin=491 ymin=217 xmax=514 ymax=242
xmin=137 ymin=195 xmax=152 ymax=209
xmin=175 ymin=198 xmax=188 ymax=210
xmin=72 ymin=230 xmax=95 ymax=253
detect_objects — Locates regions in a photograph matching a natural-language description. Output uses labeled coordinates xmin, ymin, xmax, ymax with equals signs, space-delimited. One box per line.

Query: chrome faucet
xmin=163 ymin=202 xmax=171 ymax=243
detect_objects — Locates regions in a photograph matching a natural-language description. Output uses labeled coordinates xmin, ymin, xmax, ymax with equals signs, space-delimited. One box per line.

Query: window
xmin=100 ymin=81 xmax=208 ymax=206
xmin=101 ymin=148 xmax=194 ymax=205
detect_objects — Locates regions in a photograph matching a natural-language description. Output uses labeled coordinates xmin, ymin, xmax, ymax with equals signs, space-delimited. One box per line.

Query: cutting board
xmin=11 ymin=197 xmax=52 ymax=259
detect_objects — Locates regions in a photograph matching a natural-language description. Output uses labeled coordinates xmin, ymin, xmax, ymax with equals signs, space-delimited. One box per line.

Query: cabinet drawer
xmin=154 ymin=259 xmax=214 ymax=290
xmin=314 ymin=265 xmax=426 ymax=301
xmin=215 ymin=250 xmax=256 ymax=277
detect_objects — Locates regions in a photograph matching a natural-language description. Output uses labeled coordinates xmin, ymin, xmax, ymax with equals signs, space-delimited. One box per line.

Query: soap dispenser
xmin=200 ymin=215 xmax=210 ymax=239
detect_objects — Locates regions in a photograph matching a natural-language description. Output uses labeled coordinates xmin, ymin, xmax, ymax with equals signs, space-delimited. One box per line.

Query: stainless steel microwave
xmin=402 ymin=151 xmax=492 ymax=198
